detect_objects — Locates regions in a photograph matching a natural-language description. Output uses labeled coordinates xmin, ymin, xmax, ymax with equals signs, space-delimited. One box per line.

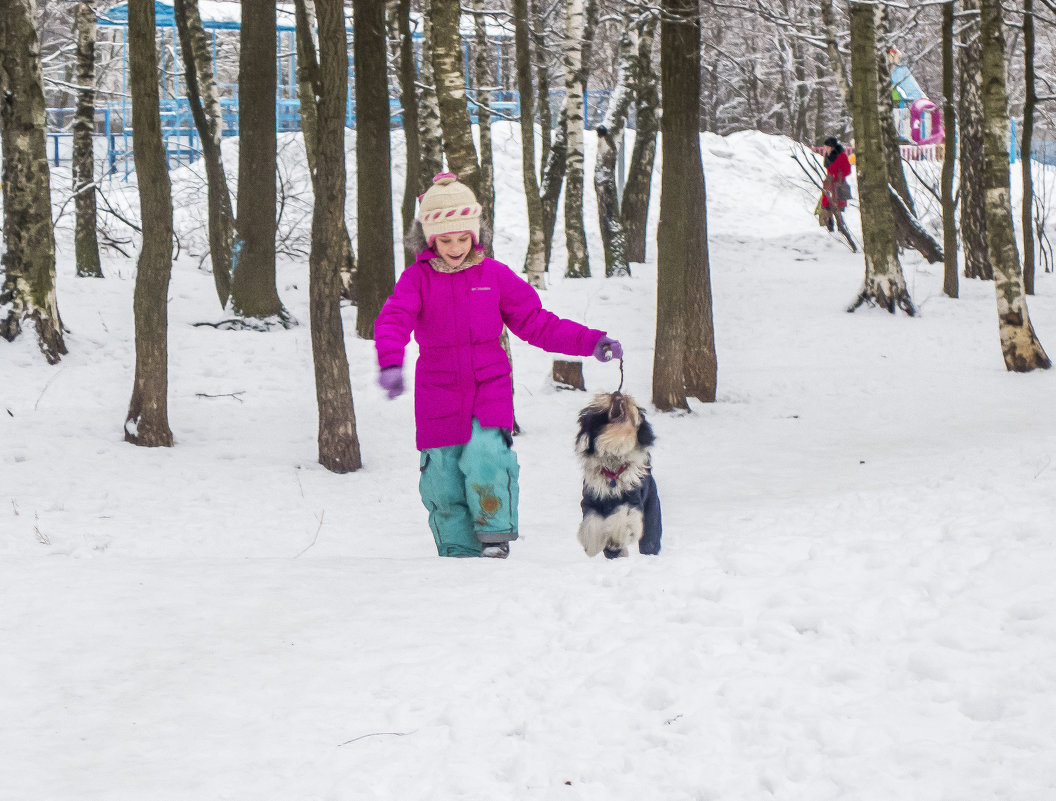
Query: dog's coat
xmin=575 ymin=393 xmax=662 ymax=558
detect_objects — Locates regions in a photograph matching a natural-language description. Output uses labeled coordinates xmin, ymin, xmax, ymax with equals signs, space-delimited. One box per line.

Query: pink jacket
xmin=375 ymin=250 xmax=605 ymax=450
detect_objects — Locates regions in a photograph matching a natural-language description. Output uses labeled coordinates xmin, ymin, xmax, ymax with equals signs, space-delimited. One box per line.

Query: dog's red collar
xmin=600 ymin=464 xmax=629 ymax=483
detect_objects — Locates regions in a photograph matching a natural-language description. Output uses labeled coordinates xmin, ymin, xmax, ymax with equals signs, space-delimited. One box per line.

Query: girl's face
xmin=433 ymin=232 xmax=475 ymax=269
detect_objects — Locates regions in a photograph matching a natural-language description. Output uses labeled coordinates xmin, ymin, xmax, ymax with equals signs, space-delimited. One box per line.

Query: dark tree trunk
xmin=174 ymin=0 xmax=234 ymax=307
xmin=959 ymin=0 xmax=991 ymax=280
xmin=621 ymin=12 xmax=658 ymax=264
xmin=0 ymin=0 xmax=67 ymax=363
xmin=232 ymin=0 xmax=287 ymax=322
xmin=653 ymin=0 xmax=716 ymax=410
xmin=941 ymin=0 xmax=958 ymax=299
xmin=513 ymin=0 xmax=546 ymax=287
xmin=539 ymin=107 xmax=568 ymax=268
xmin=125 ymin=0 xmax=174 ymax=446
xmin=563 ymin=0 xmax=590 ymax=278
xmin=305 ymin=0 xmax=362 ymax=472
xmin=73 ymin=2 xmax=102 ymax=279
xmin=1021 ymin=0 xmax=1036 ymax=295
xmin=417 ymin=15 xmax=444 ymax=188
xmin=472 ymin=0 xmax=495 ymax=229
xmin=355 ymin=0 xmax=395 ymax=340
xmin=431 ymin=0 xmax=480 ymax=194
xmin=394 ymin=0 xmax=422 ymax=264
xmin=531 ymin=0 xmax=552 ymax=170
xmin=979 ymin=0 xmax=1049 ymax=371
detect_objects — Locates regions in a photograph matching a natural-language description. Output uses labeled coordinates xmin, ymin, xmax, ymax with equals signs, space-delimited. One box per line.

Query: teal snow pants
xmin=418 ymin=418 xmax=520 ymax=557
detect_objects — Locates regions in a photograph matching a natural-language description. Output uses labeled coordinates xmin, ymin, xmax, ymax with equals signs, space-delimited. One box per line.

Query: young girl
xmin=374 ymin=173 xmax=622 ymax=559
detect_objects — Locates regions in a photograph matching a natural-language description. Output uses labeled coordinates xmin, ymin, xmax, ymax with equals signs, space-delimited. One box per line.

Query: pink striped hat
xmin=417 ymin=172 xmax=481 ymax=246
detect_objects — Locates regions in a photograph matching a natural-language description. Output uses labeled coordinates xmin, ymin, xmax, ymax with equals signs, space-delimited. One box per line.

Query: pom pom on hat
xmin=417 ymin=172 xmax=482 ymax=246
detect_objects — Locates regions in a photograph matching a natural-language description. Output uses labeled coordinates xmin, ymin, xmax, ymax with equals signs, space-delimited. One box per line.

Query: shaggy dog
xmin=575 ymin=392 xmax=662 ymax=558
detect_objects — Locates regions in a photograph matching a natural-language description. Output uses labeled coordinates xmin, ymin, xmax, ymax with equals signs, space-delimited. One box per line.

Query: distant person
xmin=374 ymin=172 xmax=622 ymax=559
xmin=820 ymin=136 xmax=852 ymax=232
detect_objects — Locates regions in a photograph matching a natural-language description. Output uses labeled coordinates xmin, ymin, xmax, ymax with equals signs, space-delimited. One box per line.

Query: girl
xmin=820 ymin=136 xmax=852 ymax=232
xmin=375 ymin=173 xmax=622 ymax=558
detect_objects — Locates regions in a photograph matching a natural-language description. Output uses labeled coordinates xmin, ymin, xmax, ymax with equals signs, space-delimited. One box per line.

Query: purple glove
xmin=593 ymin=335 xmax=623 ymax=362
xmin=378 ymin=365 xmax=405 ymax=399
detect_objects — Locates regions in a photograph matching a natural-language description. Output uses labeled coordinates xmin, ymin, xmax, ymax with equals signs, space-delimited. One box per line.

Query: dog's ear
xmin=576 ymin=407 xmax=609 ymax=455
xmin=636 ymin=407 xmax=656 ymax=449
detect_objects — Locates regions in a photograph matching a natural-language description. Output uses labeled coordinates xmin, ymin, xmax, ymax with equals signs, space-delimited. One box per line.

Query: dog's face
xmin=576 ymin=392 xmax=655 ymax=460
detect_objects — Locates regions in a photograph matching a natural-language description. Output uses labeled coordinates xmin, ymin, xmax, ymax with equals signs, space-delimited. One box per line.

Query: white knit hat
xmin=417 ymin=172 xmax=482 ymax=246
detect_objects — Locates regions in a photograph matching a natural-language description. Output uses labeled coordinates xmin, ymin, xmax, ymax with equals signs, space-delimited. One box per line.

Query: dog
xmin=575 ymin=392 xmax=662 ymax=558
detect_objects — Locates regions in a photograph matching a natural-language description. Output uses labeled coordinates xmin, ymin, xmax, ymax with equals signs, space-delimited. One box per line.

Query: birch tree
xmin=174 ymin=0 xmax=234 ymax=307
xmin=959 ymin=0 xmax=991 ymax=280
xmin=431 ymin=0 xmax=480 ymax=194
xmin=1021 ymin=0 xmax=1037 ymax=295
xmin=847 ymin=0 xmax=915 ymax=316
xmin=472 ymin=0 xmax=495 ymax=227
xmin=73 ymin=2 xmax=102 ymax=279
xmin=304 ymin=0 xmax=362 ymax=471
xmin=621 ymin=10 xmax=658 ymax=265
xmin=124 ymin=0 xmax=174 ymax=446
xmin=979 ymin=0 xmax=1050 ymax=371
xmin=941 ymin=0 xmax=958 ymax=299
xmin=355 ymin=0 xmax=396 ymax=340
xmin=513 ymin=0 xmax=548 ymax=287
xmin=391 ymin=0 xmax=422 ymax=263
xmin=653 ymin=0 xmax=716 ymax=410
xmin=417 ymin=15 xmax=445 ymax=188
xmin=563 ymin=0 xmax=590 ymax=277
xmin=0 ymin=0 xmax=67 ymax=363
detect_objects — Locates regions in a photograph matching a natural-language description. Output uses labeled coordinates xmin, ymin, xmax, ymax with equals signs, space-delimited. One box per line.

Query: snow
xmin=3 ymin=123 xmax=1056 ymax=800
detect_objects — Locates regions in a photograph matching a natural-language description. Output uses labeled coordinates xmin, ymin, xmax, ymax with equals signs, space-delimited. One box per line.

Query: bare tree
xmin=304 ymin=0 xmax=363 ymax=471
xmin=1021 ymin=0 xmax=1037 ymax=295
xmin=0 ymin=0 xmax=67 ymax=363
xmin=73 ymin=2 xmax=102 ymax=279
xmin=471 ymin=0 xmax=496 ymax=227
xmin=124 ymin=0 xmax=174 ymax=446
xmin=417 ymin=14 xmax=445 ymax=187
xmin=174 ymin=0 xmax=234 ymax=307
xmin=941 ymin=0 xmax=958 ymax=299
xmin=959 ymin=0 xmax=991 ymax=280
xmin=979 ymin=0 xmax=1050 ymax=371
xmin=391 ymin=0 xmax=422 ymax=263
xmin=563 ymin=0 xmax=590 ymax=277
xmin=513 ymin=0 xmax=548 ymax=287
xmin=621 ymin=10 xmax=658 ymax=264
xmin=431 ymin=0 xmax=481 ymax=193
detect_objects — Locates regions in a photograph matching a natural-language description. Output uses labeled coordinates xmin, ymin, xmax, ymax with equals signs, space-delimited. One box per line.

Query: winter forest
xmin=4 ymin=0 xmax=1056 ymax=799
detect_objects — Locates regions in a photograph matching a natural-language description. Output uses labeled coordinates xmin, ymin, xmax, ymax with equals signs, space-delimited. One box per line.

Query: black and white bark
xmin=73 ymin=2 xmax=102 ymax=279
xmin=563 ymin=0 xmax=589 ymax=277
xmin=621 ymin=11 xmax=658 ymax=264
xmin=513 ymin=0 xmax=547 ymax=288
xmin=1021 ymin=0 xmax=1036 ymax=295
xmin=392 ymin=0 xmax=422 ymax=263
xmin=430 ymin=0 xmax=480 ymax=194
xmin=0 ymin=0 xmax=67 ymax=363
xmin=417 ymin=14 xmax=445 ymax=188
xmin=959 ymin=0 xmax=991 ymax=280
xmin=941 ymin=0 xmax=958 ymax=299
xmin=471 ymin=0 xmax=495 ymax=229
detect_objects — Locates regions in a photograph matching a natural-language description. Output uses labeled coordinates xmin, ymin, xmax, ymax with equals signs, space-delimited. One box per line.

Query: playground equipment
xmin=888 ymin=47 xmax=944 ymax=147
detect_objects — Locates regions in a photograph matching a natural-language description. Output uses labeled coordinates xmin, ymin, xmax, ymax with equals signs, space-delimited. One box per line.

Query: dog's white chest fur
xmin=577 ymin=505 xmax=644 ymax=558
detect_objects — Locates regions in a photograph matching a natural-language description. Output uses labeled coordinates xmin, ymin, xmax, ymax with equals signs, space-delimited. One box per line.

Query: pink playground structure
xmin=889 ymin=49 xmax=945 ymax=147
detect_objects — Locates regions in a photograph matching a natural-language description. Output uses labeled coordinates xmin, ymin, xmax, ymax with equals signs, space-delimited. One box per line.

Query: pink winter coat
xmin=375 ymin=249 xmax=605 ymax=450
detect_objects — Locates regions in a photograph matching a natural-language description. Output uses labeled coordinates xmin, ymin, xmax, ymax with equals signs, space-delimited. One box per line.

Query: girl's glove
xmin=593 ymin=336 xmax=623 ymax=362
xmin=378 ymin=366 xmax=405 ymax=399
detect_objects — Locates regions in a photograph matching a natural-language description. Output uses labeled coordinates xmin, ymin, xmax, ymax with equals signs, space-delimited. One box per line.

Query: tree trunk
xmin=0 ymin=0 xmax=67 ymax=363
xmin=232 ymin=0 xmax=288 ymax=322
xmin=124 ymin=0 xmax=174 ymax=446
xmin=540 ymin=107 xmax=568 ymax=268
xmin=594 ymin=6 xmax=637 ymax=278
xmin=393 ymin=0 xmax=422 ymax=264
xmin=174 ymin=0 xmax=234 ymax=308
xmin=531 ymin=0 xmax=552 ymax=171
xmin=563 ymin=0 xmax=589 ymax=278
xmin=621 ymin=12 xmax=658 ymax=264
xmin=355 ymin=0 xmax=396 ymax=340
xmin=979 ymin=0 xmax=1050 ymax=371
xmin=73 ymin=2 xmax=102 ymax=279
xmin=1021 ymin=0 xmax=1036 ymax=295
xmin=305 ymin=0 xmax=362 ymax=472
xmin=513 ymin=0 xmax=547 ymax=288
xmin=653 ymin=0 xmax=716 ymax=411
xmin=472 ymin=0 xmax=495 ymax=229
xmin=959 ymin=0 xmax=991 ymax=280
xmin=847 ymin=1 xmax=915 ymax=316
xmin=431 ymin=0 xmax=480 ymax=194
xmin=941 ymin=0 xmax=958 ymax=299
xmin=875 ymin=12 xmax=915 ymax=216
xmin=417 ymin=15 xmax=445 ymax=187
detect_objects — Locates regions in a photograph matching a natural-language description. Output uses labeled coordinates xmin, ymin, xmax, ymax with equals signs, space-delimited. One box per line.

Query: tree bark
xmin=355 ymin=0 xmax=396 ymax=340
xmin=472 ymin=0 xmax=495 ymax=230
xmin=531 ymin=0 xmax=552 ymax=171
xmin=513 ymin=0 xmax=547 ymax=288
xmin=653 ymin=0 xmax=716 ymax=410
xmin=305 ymin=0 xmax=362 ymax=472
xmin=393 ymin=0 xmax=422 ymax=264
xmin=430 ymin=0 xmax=480 ymax=194
xmin=417 ymin=14 xmax=445 ymax=187
xmin=959 ymin=0 xmax=991 ymax=280
xmin=941 ymin=0 xmax=958 ymax=299
xmin=1021 ymin=0 xmax=1036 ymax=295
xmin=979 ymin=0 xmax=1050 ymax=371
xmin=124 ymin=0 xmax=174 ymax=446
xmin=563 ymin=0 xmax=589 ymax=277
xmin=540 ymin=106 xmax=568 ymax=268
xmin=0 ymin=0 xmax=68 ymax=363
xmin=174 ymin=0 xmax=234 ymax=307
xmin=232 ymin=0 xmax=288 ymax=322
xmin=847 ymin=0 xmax=915 ymax=316
xmin=621 ymin=12 xmax=658 ymax=264
xmin=73 ymin=2 xmax=102 ymax=279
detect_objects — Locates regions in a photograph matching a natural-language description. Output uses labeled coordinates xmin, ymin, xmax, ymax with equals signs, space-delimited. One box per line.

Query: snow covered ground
xmin=3 ymin=126 xmax=1056 ymax=800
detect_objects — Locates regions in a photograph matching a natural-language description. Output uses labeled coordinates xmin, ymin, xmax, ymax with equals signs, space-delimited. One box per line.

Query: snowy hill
xmin=3 ymin=126 xmax=1056 ymax=800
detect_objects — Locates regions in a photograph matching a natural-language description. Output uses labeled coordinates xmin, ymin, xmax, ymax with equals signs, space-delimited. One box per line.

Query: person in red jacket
xmin=820 ymin=136 xmax=852 ymax=232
